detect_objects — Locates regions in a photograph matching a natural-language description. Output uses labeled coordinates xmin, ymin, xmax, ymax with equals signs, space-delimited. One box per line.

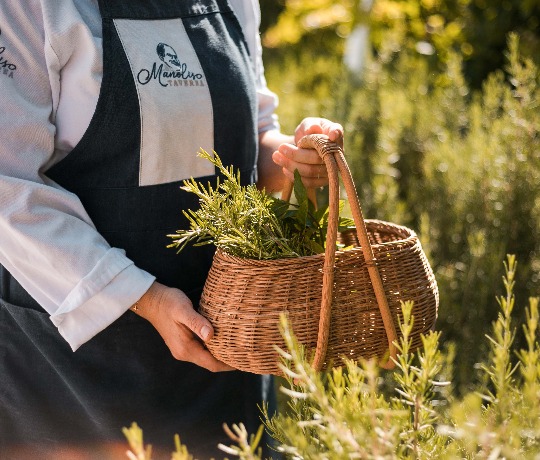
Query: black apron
xmin=0 ymin=0 xmax=274 ymax=458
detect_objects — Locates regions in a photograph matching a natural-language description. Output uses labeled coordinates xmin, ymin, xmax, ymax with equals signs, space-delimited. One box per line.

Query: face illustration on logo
xmin=156 ymin=43 xmax=181 ymax=70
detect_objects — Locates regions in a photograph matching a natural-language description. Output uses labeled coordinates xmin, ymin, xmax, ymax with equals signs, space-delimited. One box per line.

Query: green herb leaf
xmin=168 ymin=151 xmax=354 ymax=259
xmin=293 ymin=170 xmax=309 ymax=228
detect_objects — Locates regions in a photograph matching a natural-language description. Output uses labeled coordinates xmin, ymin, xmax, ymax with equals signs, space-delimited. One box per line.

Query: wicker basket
xmin=200 ymin=134 xmax=438 ymax=375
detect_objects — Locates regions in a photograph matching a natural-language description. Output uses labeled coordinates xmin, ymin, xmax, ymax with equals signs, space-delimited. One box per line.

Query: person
xmin=0 ymin=0 xmax=344 ymax=458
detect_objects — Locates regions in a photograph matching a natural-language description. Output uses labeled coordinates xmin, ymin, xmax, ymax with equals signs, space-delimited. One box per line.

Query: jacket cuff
xmin=50 ymin=252 xmax=155 ymax=350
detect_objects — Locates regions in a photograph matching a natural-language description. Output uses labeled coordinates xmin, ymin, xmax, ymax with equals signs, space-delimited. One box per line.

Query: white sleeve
xmin=0 ymin=2 xmax=155 ymax=351
xmin=253 ymin=21 xmax=281 ymax=134
xmin=231 ymin=0 xmax=280 ymax=134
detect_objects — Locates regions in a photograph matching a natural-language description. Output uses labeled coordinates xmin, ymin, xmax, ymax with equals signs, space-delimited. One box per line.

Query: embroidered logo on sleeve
xmin=137 ymin=43 xmax=205 ymax=88
xmin=0 ymin=29 xmax=17 ymax=79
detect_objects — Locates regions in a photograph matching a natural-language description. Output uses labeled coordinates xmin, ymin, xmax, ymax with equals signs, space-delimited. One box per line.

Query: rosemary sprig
xmin=167 ymin=150 xmax=354 ymax=260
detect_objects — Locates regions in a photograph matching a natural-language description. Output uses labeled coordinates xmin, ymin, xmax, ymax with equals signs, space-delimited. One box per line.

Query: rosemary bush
xmin=124 ymin=255 xmax=540 ymax=459
xmin=266 ymin=33 xmax=540 ymax=390
xmin=258 ymin=257 xmax=540 ymax=459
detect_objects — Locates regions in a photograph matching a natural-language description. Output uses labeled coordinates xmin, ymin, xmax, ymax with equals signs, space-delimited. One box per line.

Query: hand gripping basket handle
xmin=281 ymin=134 xmax=398 ymax=370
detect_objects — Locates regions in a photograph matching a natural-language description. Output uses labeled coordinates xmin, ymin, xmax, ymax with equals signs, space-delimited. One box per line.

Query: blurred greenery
xmin=260 ymin=0 xmax=540 ymax=87
xmin=260 ymin=0 xmax=540 ymax=391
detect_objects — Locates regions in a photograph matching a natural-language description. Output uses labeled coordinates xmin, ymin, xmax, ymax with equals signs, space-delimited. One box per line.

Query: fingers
xmin=185 ymin=340 xmax=236 ymax=372
xmin=169 ymin=328 xmax=235 ymax=372
xmin=168 ymin=309 xmax=235 ymax=372
xmin=139 ymin=283 xmax=235 ymax=372
xmin=281 ymin=117 xmax=344 ymax=188
xmin=272 ymin=143 xmax=328 ymax=189
xmin=166 ymin=292 xmax=236 ymax=371
xmin=178 ymin=299 xmax=214 ymax=342
xmin=276 ymin=143 xmax=322 ymax=165
xmin=278 ymin=164 xmax=328 ymax=189
xmin=295 ymin=117 xmax=344 ymax=145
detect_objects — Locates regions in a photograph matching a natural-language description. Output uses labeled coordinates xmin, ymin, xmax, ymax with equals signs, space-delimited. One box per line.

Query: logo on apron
xmin=113 ymin=18 xmax=214 ymax=185
xmin=137 ymin=43 xmax=206 ymax=88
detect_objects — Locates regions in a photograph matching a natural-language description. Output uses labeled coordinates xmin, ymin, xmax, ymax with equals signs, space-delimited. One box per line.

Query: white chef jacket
xmin=0 ymin=0 xmax=279 ymax=350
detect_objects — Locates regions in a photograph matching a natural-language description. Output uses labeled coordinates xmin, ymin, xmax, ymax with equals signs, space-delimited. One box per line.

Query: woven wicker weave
xmin=200 ymin=134 xmax=438 ymax=375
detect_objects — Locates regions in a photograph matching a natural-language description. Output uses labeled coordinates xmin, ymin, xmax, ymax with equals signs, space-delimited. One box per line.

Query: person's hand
xmin=272 ymin=117 xmax=344 ymax=189
xmin=131 ymin=281 xmax=235 ymax=372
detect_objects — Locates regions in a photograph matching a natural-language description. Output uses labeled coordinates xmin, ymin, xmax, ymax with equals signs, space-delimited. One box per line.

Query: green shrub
xmin=266 ymin=33 xmax=540 ymax=390
xmin=124 ymin=255 xmax=540 ymax=459
xmin=259 ymin=255 xmax=540 ymax=459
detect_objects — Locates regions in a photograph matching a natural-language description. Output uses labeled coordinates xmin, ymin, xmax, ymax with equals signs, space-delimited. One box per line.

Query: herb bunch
xmin=167 ymin=149 xmax=353 ymax=260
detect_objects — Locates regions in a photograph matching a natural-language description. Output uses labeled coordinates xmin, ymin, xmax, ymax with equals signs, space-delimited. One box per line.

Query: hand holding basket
xmin=200 ymin=134 xmax=438 ymax=375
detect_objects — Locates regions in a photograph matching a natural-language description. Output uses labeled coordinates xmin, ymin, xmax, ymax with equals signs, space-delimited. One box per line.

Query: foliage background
xmin=258 ymin=0 xmax=540 ymax=391
xmin=122 ymin=4 xmax=540 ymax=456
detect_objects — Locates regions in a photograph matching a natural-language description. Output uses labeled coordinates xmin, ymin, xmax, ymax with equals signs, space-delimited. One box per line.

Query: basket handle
xmin=281 ymin=134 xmax=398 ymax=370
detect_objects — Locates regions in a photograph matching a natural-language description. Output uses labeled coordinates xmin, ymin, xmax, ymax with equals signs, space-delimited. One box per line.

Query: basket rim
xmin=213 ymin=218 xmax=418 ymax=264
